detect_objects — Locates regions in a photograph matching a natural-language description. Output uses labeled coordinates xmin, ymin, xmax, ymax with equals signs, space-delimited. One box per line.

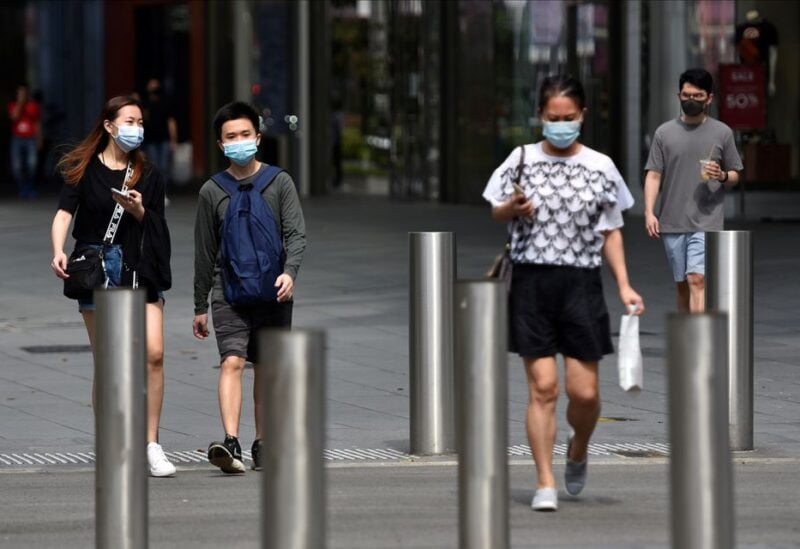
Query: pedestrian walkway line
xmin=0 ymin=442 xmax=670 ymax=469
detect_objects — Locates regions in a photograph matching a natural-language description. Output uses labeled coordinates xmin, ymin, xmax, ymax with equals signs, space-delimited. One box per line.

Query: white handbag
xmin=617 ymin=306 xmax=643 ymax=392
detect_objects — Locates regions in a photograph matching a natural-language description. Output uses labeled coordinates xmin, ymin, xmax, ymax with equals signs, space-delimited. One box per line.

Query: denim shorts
xmin=662 ymin=232 xmax=705 ymax=282
xmin=76 ymin=243 xmax=164 ymax=312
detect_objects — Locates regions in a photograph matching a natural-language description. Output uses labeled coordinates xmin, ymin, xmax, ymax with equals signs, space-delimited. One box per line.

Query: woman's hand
xmin=113 ymin=189 xmax=145 ymax=222
xmin=510 ymin=192 xmax=535 ymax=218
xmin=51 ymin=251 xmax=69 ymax=279
xmin=493 ymin=193 xmax=535 ymax=222
xmin=619 ymin=285 xmax=645 ymax=315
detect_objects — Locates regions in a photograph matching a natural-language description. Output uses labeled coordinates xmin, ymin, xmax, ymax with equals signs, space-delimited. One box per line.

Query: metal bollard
xmin=409 ymin=232 xmax=456 ymax=455
xmin=259 ymin=329 xmax=326 ymax=549
xmin=94 ymin=289 xmax=148 ymax=549
xmin=667 ymin=313 xmax=734 ymax=549
xmin=706 ymin=230 xmax=754 ymax=450
xmin=455 ymin=280 xmax=509 ymax=549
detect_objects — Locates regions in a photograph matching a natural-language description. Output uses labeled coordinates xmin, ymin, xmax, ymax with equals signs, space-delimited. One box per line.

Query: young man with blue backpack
xmin=192 ymin=101 xmax=306 ymax=474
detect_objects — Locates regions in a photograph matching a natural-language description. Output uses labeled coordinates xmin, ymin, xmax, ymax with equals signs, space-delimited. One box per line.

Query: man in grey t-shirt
xmin=644 ymin=68 xmax=743 ymax=313
xmin=192 ymin=101 xmax=306 ymax=475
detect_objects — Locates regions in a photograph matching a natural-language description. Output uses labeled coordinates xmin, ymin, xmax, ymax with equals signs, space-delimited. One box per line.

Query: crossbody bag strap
xmin=507 ymin=145 xmax=527 ymax=248
xmin=103 ymin=160 xmax=134 ymax=245
xmin=515 ymin=144 xmax=526 ymax=187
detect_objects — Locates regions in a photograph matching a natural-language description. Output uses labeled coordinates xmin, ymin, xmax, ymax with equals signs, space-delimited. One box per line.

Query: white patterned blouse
xmin=482 ymin=142 xmax=634 ymax=268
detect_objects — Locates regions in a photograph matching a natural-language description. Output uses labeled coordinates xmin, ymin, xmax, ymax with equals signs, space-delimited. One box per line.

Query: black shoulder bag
xmin=486 ymin=146 xmax=525 ymax=290
xmin=63 ymin=162 xmax=132 ymax=299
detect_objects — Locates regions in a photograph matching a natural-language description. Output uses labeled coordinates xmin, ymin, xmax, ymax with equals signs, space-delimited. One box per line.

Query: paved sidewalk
xmin=1 ymin=192 xmax=799 ymax=547
xmin=1 ymin=193 xmax=798 ymax=458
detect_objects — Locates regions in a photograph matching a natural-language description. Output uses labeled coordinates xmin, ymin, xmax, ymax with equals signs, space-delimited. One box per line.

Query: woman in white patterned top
xmin=483 ymin=75 xmax=644 ymax=512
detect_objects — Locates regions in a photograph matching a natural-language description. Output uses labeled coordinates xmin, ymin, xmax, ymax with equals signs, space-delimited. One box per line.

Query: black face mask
xmin=681 ymin=99 xmax=706 ymax=117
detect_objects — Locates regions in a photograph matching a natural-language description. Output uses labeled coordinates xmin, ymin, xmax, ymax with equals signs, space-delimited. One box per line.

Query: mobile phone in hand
xmin=512 ymin=182 xmax=525 ymax=195
xmin=111 ymin=187 xmax=129 ymax=198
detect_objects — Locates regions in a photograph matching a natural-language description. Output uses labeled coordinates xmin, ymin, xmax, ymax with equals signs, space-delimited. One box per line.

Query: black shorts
xmin=509 ymin=264 xmax=613 ymax=362
xmin=210 ymin=289 xmax=293 ymax=363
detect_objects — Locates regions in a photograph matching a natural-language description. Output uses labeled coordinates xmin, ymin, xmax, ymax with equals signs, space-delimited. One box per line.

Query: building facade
xmin=2 ymin=0 xmax=797 ymax=212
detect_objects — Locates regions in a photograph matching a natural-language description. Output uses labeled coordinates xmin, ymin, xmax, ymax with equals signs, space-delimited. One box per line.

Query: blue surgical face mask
xmin=113 ymin=124 xmax=144 ymax=152
xmin=223 ymin=139 xmax=259 ymax=166
xmin=542 ymin=120 xmax=582 ymax=149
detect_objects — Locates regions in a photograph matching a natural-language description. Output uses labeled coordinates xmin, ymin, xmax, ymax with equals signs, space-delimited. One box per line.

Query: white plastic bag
xmin=617 ymin=306 xmax=643 ymax=392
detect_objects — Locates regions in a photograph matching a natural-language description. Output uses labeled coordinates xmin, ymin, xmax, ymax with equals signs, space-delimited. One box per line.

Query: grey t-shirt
xmin=645 ymin=117 xmax=743 ymax=232
xmin=193 ymin=165 xmax=306 ymax=314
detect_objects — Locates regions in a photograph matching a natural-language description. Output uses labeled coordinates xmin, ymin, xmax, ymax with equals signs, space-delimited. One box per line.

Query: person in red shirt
xmin=8 ymin=84 xmax=41 ymax=199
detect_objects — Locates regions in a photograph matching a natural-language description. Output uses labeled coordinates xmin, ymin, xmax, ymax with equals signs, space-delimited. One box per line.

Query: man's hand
xmin=192 ymin=314 xmax=209 ymax=340
xmin=645 ymin=212 xmax=660 ymax=239
xmin=275 ymin=274 xmax=294 ymax=302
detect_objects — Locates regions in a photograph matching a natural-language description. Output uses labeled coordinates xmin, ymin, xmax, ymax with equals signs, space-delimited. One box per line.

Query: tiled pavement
xmin=1 ymin=193 xmax=799 ymax=460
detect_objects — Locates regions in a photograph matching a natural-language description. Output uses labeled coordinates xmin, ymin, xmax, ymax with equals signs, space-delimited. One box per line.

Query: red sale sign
xmin=718 ymin=64 xmax=766 ymax=130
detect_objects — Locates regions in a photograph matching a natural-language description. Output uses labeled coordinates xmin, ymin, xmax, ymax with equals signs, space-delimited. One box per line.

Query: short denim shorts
xmin=662 ymin=232 xmax=705 ymax=282
xmin=75 ymin=243 xmax=164 ymax=312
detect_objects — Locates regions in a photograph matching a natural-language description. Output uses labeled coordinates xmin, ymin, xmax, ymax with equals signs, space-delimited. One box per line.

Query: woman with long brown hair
xmin=50 ymin=95 xmax=175 ymax=477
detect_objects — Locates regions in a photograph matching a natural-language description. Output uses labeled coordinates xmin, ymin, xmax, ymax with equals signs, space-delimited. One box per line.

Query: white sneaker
xmin=531 ymin=487 xmax=558 ymax=511
xmin=147 ymin=442 xmax=176 ymax=477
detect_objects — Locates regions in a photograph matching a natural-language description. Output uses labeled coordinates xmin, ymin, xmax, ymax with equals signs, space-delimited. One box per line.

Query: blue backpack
xmin=212 ymin=166 xmax=284 ymax=306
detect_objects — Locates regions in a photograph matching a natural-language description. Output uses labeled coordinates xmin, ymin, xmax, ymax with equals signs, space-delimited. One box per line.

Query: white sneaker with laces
xmin=147 ymin=442 xmax=176 ymax=477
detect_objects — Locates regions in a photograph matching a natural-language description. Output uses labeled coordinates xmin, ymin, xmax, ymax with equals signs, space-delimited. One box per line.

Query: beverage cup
xmin=699 ymin=159 xmax=714 ymax=181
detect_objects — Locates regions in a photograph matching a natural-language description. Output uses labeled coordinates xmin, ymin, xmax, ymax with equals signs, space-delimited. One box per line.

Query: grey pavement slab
xmin=2 ymin=460 xmax=800 ymax=548
xmin=0 ymin=194 xmax=799 ymax=459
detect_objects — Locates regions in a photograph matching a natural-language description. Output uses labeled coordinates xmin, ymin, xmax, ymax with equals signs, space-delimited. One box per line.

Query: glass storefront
xmin=430 ymin=0 xmax=624 ymax=204
xmin=684 ymin=0 xmax=799 ymax=194
xmin=494 ymin=0 xmax=620 ymax=164
xmin=330 ymin=0 xmax=392 ymax=196
xmin=7 ymin=0 xmax=797 ymax=204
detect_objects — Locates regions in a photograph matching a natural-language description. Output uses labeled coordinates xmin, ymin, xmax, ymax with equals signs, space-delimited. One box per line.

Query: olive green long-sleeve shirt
xmin=193 ymin=165 xmax=306 ymax=314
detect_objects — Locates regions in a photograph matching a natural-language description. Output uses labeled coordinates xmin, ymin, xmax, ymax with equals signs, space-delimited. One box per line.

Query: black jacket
xmin=122 ymin=208 xmax=172 ymax=291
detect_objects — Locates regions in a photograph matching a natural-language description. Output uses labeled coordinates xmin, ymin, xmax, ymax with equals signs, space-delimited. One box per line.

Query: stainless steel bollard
xmin=409 ymin=232 xmax=456 ymax=455
xmin=94 ymin=289 xmax=148 ymax=549
xmin=455 ymin=280 xmax=509 ymax=549
xmin=706 ymin=230 xmax=754 ymax=450
xmin=259 ymin=329 xmax=326 ymax=549
xmin=667 ymin=313 xmax=734 ymax=549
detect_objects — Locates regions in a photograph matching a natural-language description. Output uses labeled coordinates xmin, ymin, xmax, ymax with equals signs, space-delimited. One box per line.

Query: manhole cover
xmin=613 ymin=450 xmax=665 ymax=458
xmin=21 ymin=345 xmax=92 ymax=354
xmin=598 ymin=416 xmax=637 ymax=423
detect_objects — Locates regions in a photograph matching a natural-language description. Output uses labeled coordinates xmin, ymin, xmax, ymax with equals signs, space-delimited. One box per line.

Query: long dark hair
xmin=57 ymin=95 xmax=146 ymax=188
xmin=537 ymin=75 xmax=586 ymax=113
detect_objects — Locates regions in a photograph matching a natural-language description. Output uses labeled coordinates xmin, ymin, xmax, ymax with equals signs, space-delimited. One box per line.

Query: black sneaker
xmin=207 ymin=435 xmax=246 ymax=474
xmin=251 ymin=439 xmax=263 ymax=471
